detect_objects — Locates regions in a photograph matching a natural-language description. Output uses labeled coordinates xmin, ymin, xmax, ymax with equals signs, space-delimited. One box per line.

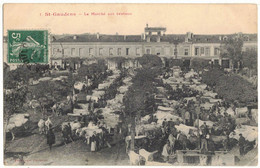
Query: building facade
xmin=49 ymin=25 xmax=257 ymax=69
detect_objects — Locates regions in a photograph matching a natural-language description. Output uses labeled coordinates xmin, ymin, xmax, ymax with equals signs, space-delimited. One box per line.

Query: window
xmin=146 ymin=49 xmax=151 ymax=54
xmin=89 ymin=48 xmax=93 ymax=56
xmin=99 ymin=48 xmax=103 ymax=56
xmin=214 ymin=48 xmax=219 ymax=55
xmin=200 ymin=47 xmax=204 ymax=55
xmin=205 ymin=47 xmax=210 ymax=56
xmin=109 ymin=48 xmax=113 ymax=56
xmin=136 ymin=48 xmax=140 ymax=56
xmin=195 ymin=47 xmax=199 ymax=56
xmin=79 ymin=48 xmax=84 ymax=57
xmin=126 ymin=48 xmax=129 ymax=56
xmin=71 ymin=48 xmax=76 ymax=56
xmin=184 ymin=49 xmax=189 ymax=55
xmin=117 ymin=48 xmax=121 ymax=55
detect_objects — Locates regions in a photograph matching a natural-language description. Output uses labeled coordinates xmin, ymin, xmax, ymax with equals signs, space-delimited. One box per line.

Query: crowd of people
xmin=158 ymin=68 xmax=255 ymax=161
xmin=128 ymin=67 xmax=256 ymax=164
xmin=35 ymin=65 xmax=256 ymax=166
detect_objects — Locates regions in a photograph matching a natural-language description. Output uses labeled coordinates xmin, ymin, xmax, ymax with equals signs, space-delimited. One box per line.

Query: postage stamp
xmin=8 ymin=30 xmax=48 ymax=64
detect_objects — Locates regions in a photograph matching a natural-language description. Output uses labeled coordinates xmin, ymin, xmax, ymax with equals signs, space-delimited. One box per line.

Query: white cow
xmin=229 ymin=125 xmax=257 ymax=142
xmin=139 ymin=149 xmax=158 ymax=162
xmin=6 ymin=114 xmax=30 ymax=141
xmin=226 ymin=107 xmax=235 ymax=117
xmin=175 ymin=124 xmax=198 ymax=136
xmin=128 ymin=151 xmax=146 ymax=165
xmin=235 ymin=107 xmax=248 ymax=118
xmin=62 ymin=121 xmax=82 ymax=133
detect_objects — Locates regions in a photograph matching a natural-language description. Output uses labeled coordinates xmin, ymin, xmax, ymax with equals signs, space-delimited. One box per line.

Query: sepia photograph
xmin=2 ymin=3 xmax=258 ymax=166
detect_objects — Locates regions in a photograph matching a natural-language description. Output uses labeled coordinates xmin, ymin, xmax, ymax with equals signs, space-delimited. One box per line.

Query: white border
xmin=1 ymin=1 xmax=259 ymax=168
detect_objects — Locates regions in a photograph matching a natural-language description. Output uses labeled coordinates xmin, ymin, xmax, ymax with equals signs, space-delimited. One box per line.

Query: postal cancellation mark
xmin=8 ymin=30 xmax=48 ymax=64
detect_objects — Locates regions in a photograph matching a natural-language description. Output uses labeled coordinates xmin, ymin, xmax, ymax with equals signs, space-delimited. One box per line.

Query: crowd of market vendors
xmin=132 ymin=66 xmax=258 ymax=163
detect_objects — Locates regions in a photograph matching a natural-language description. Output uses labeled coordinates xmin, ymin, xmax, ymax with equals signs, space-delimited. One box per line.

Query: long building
xmin=43 ymin=25 xmax=258 ymax=69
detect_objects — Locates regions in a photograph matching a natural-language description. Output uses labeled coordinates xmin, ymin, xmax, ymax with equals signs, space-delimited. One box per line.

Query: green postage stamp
xmin=8 ymin=30 xmax=48 ymax=64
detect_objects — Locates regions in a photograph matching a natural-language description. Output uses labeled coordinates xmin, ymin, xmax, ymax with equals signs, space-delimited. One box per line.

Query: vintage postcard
xmin=3 ymin=3 xmax=258 ymax=166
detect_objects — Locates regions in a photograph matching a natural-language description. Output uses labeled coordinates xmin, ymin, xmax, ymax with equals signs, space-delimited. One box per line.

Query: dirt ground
xmin=4 ymin=108 xmax=257 ymax=166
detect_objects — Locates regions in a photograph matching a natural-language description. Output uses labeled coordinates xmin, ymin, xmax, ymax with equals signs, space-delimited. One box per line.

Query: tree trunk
xmin=130 ymin=116 xmax=135 ymax=151
xmin=4 ymin=117 xmax=9 ymax=153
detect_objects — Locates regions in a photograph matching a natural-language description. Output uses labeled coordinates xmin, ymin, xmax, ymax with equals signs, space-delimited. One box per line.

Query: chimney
xmin=52 ymin=36 xmax=56 ymax=42
xmin=219 ymin=36 xmax=222 ymax=41
xmin=146 ymin=23 xmax=148 ymax=28
xmin=73 ymin=35 xmax=77 ymax=40
xmin=97 ymin=32 xmax=100 ymax=39
xmin=124 ymin=35 xmax=126 ymax=41
xmin=186 ymin=32 xmax=193 ymax=40
xmin=141 ymin=33 xmax=144 ymax=40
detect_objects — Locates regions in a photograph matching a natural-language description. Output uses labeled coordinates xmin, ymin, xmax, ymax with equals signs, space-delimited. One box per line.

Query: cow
xmin=128 ymin=150 xmax=146 ymax=165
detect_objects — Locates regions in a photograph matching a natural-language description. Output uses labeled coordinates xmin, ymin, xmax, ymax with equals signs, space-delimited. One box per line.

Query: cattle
xmin=128 ymin=150 xmax=146 ymax=165
xmin=175 ymin=124 xmax=198 ymax=136
xmin=235 ymin=107 xmax=249 ymax=118
xmin=229 ymin=125 xmax=257 ymax=142
xmin=6 ymin=114 xmax=30 ymax=141
xmin=139 ymin=149 xmax=158 ymax=162
xmin=62 ymin=121 xmax=82 ymax=134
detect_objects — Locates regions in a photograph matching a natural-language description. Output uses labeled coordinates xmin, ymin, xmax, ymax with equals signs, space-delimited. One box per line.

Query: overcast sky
xmin=3 ymin=4 xmax=257 ymax=35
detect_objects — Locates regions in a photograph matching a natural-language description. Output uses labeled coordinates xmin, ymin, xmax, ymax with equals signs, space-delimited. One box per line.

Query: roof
xmin=52 ymin=33 xmax=257 ymax=43
xmin=53 ymin=34 xmax=143 ymax=43
xmin=145 ymin=27 xmax=166 ymax=32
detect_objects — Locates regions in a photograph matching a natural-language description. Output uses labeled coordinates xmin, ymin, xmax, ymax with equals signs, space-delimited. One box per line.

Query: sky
xmin=3 ymin=3 xmax=257 ymax=35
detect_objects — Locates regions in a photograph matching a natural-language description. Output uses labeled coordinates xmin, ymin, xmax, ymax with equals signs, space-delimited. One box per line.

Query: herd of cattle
xmin=126 ymin=67 xmax=258 ymax=165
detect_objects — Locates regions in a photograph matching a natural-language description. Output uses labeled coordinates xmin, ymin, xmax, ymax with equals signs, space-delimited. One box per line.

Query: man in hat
xmin=239 ymin=133 xmax=246 ymax=156
xmin=46 ymin=127 xmax=55 ymax=150
xmin=162 ymin=118 xmax=168 ymax=135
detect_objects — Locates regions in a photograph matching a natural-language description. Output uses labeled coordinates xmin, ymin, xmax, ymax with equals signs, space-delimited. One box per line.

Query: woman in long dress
xmin=162 ymin=141 xmax=171 ymax=162
xmin=90 ymin=131 xmax=97 ymax=152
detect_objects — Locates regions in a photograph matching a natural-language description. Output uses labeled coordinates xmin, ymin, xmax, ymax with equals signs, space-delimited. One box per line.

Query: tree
xmin=201 ymin=68 xmax=257 ymax=105
xmin=242 ymin=48 xmax=257 ymax=77
xmin=77 ymin=61 xmax=107 ymax=80
xmin=123 ymin=54 xmax=161 ymax=150
xmin=136 ymin=54 xmax=163 ymax=69
xmin=220 ymin=37 xmax=243 ymax=69
xmin=201 ymin=68 xmax=224 ymax=87
xmin=4 ymin=85 xmax=28 ymax=151
xmin=190 ymin=58 xmax=211 ymax=72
